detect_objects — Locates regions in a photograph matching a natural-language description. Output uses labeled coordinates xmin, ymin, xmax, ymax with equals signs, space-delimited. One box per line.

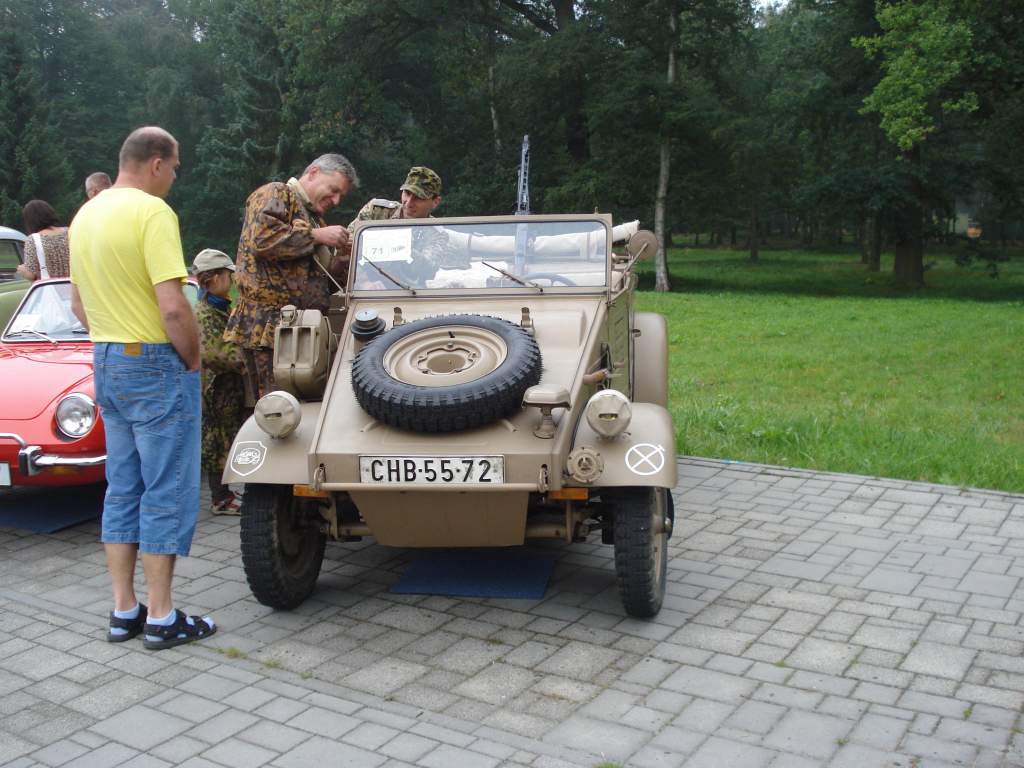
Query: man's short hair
xmin=304 ymin=153 xmax=360 ymax=188
xmin=85 ymin=171 xmax=112 ymax=192
xmin=119 ymin=127 xmax=177 ymax=168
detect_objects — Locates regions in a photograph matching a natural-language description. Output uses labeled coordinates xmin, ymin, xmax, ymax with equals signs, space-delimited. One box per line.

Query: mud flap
xmin=222 ymin=402 xmax=322 ymax=485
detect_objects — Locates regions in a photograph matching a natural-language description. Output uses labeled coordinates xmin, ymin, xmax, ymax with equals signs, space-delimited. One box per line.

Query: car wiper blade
xmin=71 ymin=327 xmax=89 ymax=334
xmin=5 ymin=329 xmax=57 ymax=344
xmin=481 ymin=261 xmax=543 ymax=291
xmin=364 ymin=259 xmax=416 ymax=294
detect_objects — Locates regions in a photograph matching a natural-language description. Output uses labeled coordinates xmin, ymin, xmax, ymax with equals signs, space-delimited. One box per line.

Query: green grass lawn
xmin=634 ymin=245 xmax=1024 ymax=493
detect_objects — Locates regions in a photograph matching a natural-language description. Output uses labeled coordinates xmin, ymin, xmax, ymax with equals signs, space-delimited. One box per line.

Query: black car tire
xmin=351 ymin=314 xmax=542 ymax=432
xmin=610 ymin=486 xmax=670 ymax=618
xmin=240 ymin=484 xmax=326 ymax=609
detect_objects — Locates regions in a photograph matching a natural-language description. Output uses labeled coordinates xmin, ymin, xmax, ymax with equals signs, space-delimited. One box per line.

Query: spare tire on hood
xmin=351 ymin=314 xmax=542 ymax=433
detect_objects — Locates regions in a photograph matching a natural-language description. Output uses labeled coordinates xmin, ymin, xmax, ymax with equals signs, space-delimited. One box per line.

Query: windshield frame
xmin=349 ymin=214 xmax=613 ymax=296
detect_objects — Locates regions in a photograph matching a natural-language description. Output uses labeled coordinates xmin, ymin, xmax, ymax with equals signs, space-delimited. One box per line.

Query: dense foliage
xmin=1 ymin=0 xmax=1021 ymax=287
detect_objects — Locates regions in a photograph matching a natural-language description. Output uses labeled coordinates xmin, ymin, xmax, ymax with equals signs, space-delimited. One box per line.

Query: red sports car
xmin=0 ymin=277 xmax=197 ymax=488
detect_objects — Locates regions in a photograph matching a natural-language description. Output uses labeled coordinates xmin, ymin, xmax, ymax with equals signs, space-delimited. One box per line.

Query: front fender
xmin=571 ymin=402 xmax=677 ymax=489
xmin=222 ymin=402 xmax=321 ymax=485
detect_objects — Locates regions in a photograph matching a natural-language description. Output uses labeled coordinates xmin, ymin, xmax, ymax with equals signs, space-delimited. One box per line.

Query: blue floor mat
xmin=0 ymin=484 xmax=105 ymax=533
xmin=391 ymin=549 xmax=556 ymax=599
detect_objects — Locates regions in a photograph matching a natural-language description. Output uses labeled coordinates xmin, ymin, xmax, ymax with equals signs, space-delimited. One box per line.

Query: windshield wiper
xmin=481 ymin=261 xmax=543 ymax=291
xmin=71 ymin=327 xmax=89 ymax=334
xmin=364 ymin=259 xmax=416 ymax=294
xmin=5 ymin=329 xmax=57 ymax=344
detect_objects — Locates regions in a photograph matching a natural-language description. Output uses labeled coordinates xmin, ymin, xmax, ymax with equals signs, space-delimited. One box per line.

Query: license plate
xmin=359 ymin=455 xmax=504 ymax=484
xmin=0 ymin=462 xmax=9 ymax=487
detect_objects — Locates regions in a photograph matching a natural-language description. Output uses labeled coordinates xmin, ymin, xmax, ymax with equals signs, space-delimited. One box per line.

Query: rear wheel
xmin=610 ymin=487 xmax=670 ymax=618
xmin=240 ymin=484 xmax=326 ymax=609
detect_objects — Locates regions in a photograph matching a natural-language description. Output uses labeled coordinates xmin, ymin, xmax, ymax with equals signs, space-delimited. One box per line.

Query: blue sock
xmin=110 ymin=603 xmax=139 ymax=637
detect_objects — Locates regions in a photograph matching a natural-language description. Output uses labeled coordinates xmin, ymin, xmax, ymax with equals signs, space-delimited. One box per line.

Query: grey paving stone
xmin=958 ymin=572 xmax=1020 ymax=598
xmin=272 ymin=735 xmax=386 ymax=768
xmin=536 ymin=641 xmax=621 ymax=681
xmin=342 ymin=658 xmax=429 ymax=696
xmin=661 ymin=665 xmax=758 ymax=705
xmin=681 ymin=736 xmax=775 ymax=768
xmin=379 ymin=732 xmax=439 ymax=763
xmin=453 ymin=663 xmax=536 ymax=705
xmin=545 ymin=714 xmax=649 ymax=761
xmin=762 ymin=710 xmax=852 ymax=759
xmin=419 ymin=743 xmax=500 ymax=768
xmin=201 ymin=737 xmax=277 ymax=768
xmin=900 ymin=641 xmax=976 ymax=680
xmin=89 ymin=705 xmax=191 ymax=751
xmin=668 ymin=624 xmax=757 ymax=656
xmin=858 ymin=568 xmax=923 ymax=595
xmin=30 ymin=738 xmax=91 ymax=767
xmin=285 ymin=705 xmax=360 ymax=739
xmin=785 ymin=637 xmax=860 ymax=676
xmin=61 ymin=742 xmax=138 ymax=768
xmin=848 ymin=712 xmax=909 ymax=750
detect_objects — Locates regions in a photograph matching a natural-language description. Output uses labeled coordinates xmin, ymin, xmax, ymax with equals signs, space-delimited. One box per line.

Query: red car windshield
xmin=3 ymin=282 xmax=87 ymax=342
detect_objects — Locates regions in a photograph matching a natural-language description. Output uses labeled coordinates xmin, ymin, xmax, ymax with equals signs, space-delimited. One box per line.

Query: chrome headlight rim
xmin=55 ymin=393 xmax=97 ymax=439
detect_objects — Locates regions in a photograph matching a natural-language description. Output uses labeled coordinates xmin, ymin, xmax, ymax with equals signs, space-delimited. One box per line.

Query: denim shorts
xmin=93 ymin=343 xmax=201 ymax=555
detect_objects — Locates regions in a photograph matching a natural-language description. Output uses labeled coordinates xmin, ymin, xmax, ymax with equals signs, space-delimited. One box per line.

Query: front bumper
xmin=0 ymin=432 xmax=106 ymax=476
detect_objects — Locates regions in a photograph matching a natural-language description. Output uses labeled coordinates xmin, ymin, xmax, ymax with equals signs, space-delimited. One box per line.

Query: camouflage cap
xmin=400 ymin=166 xmax=442 ymax=199
xmin=191 ymin=248 xmax=235 ymax=274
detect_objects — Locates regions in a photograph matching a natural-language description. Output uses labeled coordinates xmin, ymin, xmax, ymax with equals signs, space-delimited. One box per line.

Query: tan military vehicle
xmin=223 ymin=213 xmax=676 ymax=617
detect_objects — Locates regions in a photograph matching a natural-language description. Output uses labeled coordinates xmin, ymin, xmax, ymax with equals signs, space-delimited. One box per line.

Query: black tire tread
xmin=240 ymin=484 xmax=326 ymax=609
xmin=611 ymin=487 xmax=667 ymax=618
xmin=351 ymin=314 xmax=541 ymax=433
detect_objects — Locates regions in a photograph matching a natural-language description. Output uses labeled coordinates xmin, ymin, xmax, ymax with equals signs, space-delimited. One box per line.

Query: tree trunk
xmin=748 ymin=199 xmax=760 ymax=263
xmin=487 ymin=33 xmax=501 ymax=157
xmin=892 ymin=149 xmax=925 ymax=287
xmin=653 ymin=7 xmax=678 ymax=293
xmin=867 ymin=215 xmax=881 ymax=272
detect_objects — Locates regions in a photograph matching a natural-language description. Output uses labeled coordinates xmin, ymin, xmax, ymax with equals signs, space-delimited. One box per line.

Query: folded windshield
xmin=353 ymin=220 xmax=608 ymax=290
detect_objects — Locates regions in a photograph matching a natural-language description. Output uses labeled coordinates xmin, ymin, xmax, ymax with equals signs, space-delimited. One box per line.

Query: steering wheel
xmin=521 ymin=272 xmax=577 ymax=287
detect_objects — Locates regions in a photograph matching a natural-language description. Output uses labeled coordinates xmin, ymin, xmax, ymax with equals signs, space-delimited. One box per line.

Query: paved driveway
xmin=2 ymin=457 xmax=1023 ymax=767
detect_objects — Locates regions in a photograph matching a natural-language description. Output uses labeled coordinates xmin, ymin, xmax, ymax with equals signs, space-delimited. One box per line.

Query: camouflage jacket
xmin=198 ymin=296 xmax=245 ymax=404
xmin=223 ymin=181 xmax=333 ymax=349
xmin=348 ymin=198 xmax=402 ymax=231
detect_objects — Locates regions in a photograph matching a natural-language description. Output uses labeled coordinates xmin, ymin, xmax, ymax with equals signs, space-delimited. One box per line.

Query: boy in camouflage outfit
xmin=192 ymin=249 xmax=248 ymax=514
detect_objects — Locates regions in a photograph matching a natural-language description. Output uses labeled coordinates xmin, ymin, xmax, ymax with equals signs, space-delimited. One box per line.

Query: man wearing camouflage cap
xmin=349 ymin=166 xmax=442 ymax=226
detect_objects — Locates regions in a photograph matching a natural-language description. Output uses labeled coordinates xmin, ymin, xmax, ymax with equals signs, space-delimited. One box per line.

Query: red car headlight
xmin=55 ymin=393 xmax=97 ymax=438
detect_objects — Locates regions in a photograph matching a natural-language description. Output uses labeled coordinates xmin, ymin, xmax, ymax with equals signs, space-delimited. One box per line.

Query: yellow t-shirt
xmin=70 ymin=187 xmax=187 ymax=343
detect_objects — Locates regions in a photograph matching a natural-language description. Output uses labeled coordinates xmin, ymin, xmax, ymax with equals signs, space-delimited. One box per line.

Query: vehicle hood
xmin=0 ymin=344 xmax=94 ymax=420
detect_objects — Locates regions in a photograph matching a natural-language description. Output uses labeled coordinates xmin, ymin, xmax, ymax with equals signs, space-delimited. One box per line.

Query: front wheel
xmin=610 ymin=487 xmax=671 ymax=618
xmin=240 ymin=484 xmax=326 ymax=609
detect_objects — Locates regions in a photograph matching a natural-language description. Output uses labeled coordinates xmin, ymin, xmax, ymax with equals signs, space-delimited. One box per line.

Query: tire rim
xmin=277 ymin=498 xmax=317 ymax=573
xmin=651 ymin=489 xmax=667 ymax=587
xmin=383 ymin=325 xmax=508 ymax=387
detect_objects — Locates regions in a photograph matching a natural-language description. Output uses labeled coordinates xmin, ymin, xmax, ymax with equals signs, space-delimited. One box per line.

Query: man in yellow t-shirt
xmin=70 ymin=126 xmax=216 ymax=651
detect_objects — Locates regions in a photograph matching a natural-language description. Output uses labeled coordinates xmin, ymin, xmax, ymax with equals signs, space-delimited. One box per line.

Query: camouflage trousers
xmin=202 ymin=373 xmax=248 ymax=504
xmin=241 ymin=346 xmax=276 ymax=400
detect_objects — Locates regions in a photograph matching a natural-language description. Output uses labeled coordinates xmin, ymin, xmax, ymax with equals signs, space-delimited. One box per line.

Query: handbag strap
xmin=31 ymin=233 xmax=49 ymax=280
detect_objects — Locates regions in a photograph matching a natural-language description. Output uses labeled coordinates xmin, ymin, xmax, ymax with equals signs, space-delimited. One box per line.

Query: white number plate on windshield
xmin=0 ymin=462 xmax=10 ymax=487
xmin=359 ymin=455 xmax=503 ymax=484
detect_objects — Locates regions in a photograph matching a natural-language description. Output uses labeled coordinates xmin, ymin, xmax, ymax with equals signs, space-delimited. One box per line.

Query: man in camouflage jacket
xmin=224 ymin=154 xmax=359 ymax=398
xmin=349 ymin=166 xmax=443 ymax=226
xmin=348 ymin=167 xmax=468 ymax=285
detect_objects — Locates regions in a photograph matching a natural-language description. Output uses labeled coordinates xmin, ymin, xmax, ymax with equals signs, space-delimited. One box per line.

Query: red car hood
xmin=0 ymin=343 xmax=94 ymax=420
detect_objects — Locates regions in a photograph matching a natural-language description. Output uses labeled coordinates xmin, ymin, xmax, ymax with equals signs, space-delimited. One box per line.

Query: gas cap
xmin=352 ymin=309 xmax=387 ymax=343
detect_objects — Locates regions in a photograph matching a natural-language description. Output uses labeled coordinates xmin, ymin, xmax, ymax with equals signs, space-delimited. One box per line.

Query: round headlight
xmin=585 ymin=389 xmax=632 ymax=439
xmin=255 ymin=391 xmax=302 ymax=439
xmin=56 ymin=393 xmax=97 ymax=438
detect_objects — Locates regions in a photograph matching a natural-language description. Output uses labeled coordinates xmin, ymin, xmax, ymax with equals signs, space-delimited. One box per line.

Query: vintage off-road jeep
xmin=223 ymin=213 xmax=676 ymax=617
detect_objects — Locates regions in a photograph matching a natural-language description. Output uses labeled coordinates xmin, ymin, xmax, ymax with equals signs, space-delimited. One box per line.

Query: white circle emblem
xmin=625 ymin=443 xmax=666 ymax=476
